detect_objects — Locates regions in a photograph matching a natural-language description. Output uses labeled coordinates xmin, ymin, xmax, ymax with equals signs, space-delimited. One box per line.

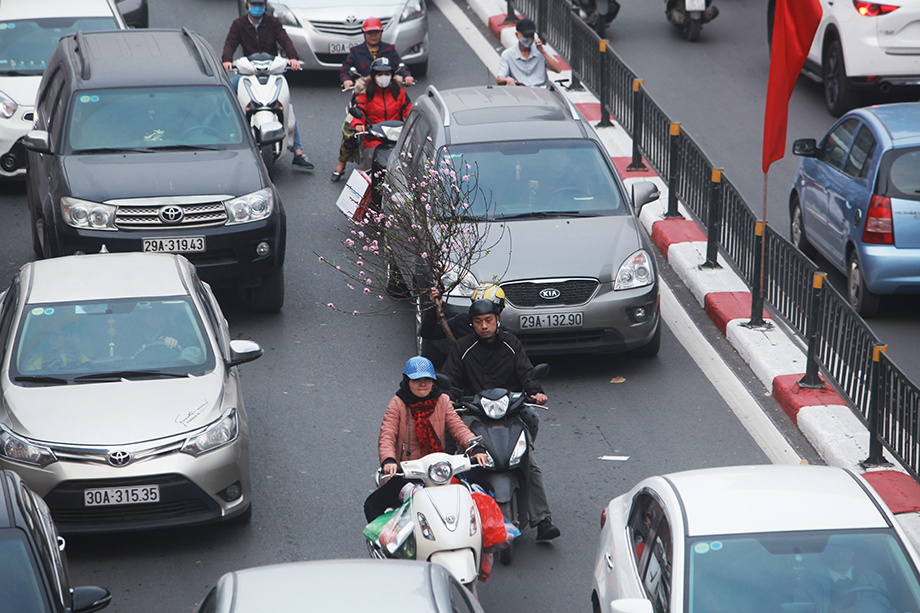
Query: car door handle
xmin=606 ymin=553 xmax=614 ymax=569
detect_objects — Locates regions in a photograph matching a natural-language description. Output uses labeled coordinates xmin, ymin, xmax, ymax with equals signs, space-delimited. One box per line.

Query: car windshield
xmin=687 ymin=530 xmax=920 ymax=613
xmin=10 ymin=297 xmax=215 ymax=382
xmin=66 ymin=86 xmax=247 ymax=152
xmin=439 ymin=140 xmax=626 ymax=220
xmin=0 ymin=18 xmax=119 ymax=76
xmin=0 ymin=530 xmax=49 ymax=613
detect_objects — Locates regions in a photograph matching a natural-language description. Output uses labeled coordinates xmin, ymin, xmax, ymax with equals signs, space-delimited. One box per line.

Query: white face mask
xmin=520 ymin=36 xmax=534 ymax=48
xmin=375 ymin=75 xmax=392 ymax=88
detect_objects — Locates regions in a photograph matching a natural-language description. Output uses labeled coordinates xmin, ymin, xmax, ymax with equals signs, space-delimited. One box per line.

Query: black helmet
xmin=469 ymin=299 xmax=500 ymax=318
xmin=370 ymin=57 xmax=393 ymax=74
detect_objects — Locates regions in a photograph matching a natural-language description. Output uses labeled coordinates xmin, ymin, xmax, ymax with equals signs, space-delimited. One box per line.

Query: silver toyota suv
xmin=391 ymin=85 xmax=661 ymax=358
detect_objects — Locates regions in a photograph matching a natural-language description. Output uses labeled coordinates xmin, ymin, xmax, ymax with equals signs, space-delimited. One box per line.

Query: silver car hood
xmin=471 ymin=215 xmax=642 ymax=282
xmin=288 ymin=0 xmax=404 ymax=16
xmin=4 ymin=373 xmax=226 ymax=445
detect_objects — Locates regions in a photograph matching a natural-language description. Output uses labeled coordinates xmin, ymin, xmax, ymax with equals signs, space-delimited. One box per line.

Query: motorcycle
xmin=573 ymin=0 xmax=620 ymax=37
xmin=367 ymin=438 xmax=484 ymax=590
xmin=665 ymin=0 xmax=719 ymax=42
xmin=452 ymin=364 xmax=550 ymax=565
xmin=233 ymin=53 xmax=295 ymax=172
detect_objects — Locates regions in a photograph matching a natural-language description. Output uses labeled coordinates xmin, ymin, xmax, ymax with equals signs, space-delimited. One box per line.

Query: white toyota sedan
xmin=592 ymin=465 xmax=920 ymax=613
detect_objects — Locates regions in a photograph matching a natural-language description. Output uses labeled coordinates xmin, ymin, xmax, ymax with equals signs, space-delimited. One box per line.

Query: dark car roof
xmin=861 ymin=103 xmax=920 ymax=147
xmin=61 ymin=29 xmax=224 ymax=90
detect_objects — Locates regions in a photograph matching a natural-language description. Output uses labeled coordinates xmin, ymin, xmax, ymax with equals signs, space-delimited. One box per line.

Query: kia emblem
xmin=540 ymin=288 xmax=561 ymax=300
xmin=158 ymin=205 xmax=184 ymax=224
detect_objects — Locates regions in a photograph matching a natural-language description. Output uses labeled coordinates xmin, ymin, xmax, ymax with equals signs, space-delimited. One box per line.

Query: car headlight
xmin=61 ymin=197 xmax=117 ymax=231
xmin=0 ymin=427 xmax=57 ymax=467
xmin=428 ymin=460 xmax=452 ymax=484
xmin=0 ymin=90 xmax=17 ymax=119
xmin=400 ymin=0 xmax=425 ymax=22
xmin=441 ymin=266 xmax=478 ymax=298
xmin=271 ymin=3 xmax=301 ymax=27
xmin=181 ymin=408 xmax=239 ymax=456
xmin=509 ymin=431 xmax=528 ymax=467
xmin=481 ymin=396 xmax=509 ymax=419
xmin=225 ymin=188 xmax=274 ymax=225
xmin=614 ymin=249 xmax=654 ymax=290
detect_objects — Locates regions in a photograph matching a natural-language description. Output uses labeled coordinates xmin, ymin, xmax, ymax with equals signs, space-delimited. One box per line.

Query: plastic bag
xmin=378 ymin=500 xmax=414 ymax=555
xmin=479 ymin=551 xmax=493 ymax=583
xmin=471 ymin=491 xmax=506 ymax=549
xmin=363 ymin=507 xmax=397 ymax=542
xmin=487 ymin=517 xmax=522 ymax=553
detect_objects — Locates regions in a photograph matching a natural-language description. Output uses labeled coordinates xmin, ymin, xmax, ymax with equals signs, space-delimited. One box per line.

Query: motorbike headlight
xmin=61 ymin=197 xmax=117 ymax=231
xmin=441 ymin=266 xmax=479 ymax=298
xmin=481 ymin=396 xmax=509 ymax=419
xmin=0 ymin=428 xmax=57 ymax=467
xmin=401 ymin=0 xmax=426 ymax=22
xmin=181 ymin=408 xmax=239 ymax=456
xmin=509 ymin=431 xmax=528 ymax=467
xmin=0 ymin=90 xmax=17 ymax=119
xmin=428 ymin=460 xmax=452 ymax=484
xmin=417 ymin=512 xmax=435 ymax=540
xmin=225 ymin=188 xmax=274 ymax=225
xmin=271 ymin=3 xmax=302 ymax=27
xmin=614 ymin=249 xmax=654 ymax=290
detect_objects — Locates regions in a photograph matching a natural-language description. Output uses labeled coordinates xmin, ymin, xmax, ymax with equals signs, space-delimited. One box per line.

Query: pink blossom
xmin=421 ymin=252 xmax=428 ymax=259
xmin=327 ymin=303 xmax=334 ymax=308
xmin=378 ymin=295 xmax=384 ymax=300
xmin=347 ymin=283 xmax=354 ymax=289
xmin=318 ymin=256 xmax=325 ymax=262
xmin=425 ymin=204 xmax=432 ymax=211
xmin=353 ymin=310 xmax=359 ymax=315
xmin=450 ymin=170 xmax=456 ymax=178
xmin=345 ymin=238 xmax=355 ymax=246
xmin=335 ymin=265 xmax=341 ymax=270
xmin=462 ymin=203 xmax=469 ymax=209
xmin=357 ymin=231 xmax=365 ymax=238
xmin=359 ymin=271 xmax=365 ymax=277
xmin=465 ymin=163 xmax=471 ymax=169
xmin=365 ymin=278 xmax=373 ymax=285
xmin=364 ymin=288 xmax=371 ymax=295
xmin=462 ymin=175 xmax=470 ymax=181
xmin=357 ymin=260 xmax=364 ymax=266
xmin=385 ymin=221 xmax=392 ymax=227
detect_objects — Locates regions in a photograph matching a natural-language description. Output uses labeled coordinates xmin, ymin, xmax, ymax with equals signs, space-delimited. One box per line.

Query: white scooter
xmin=665 ymin=0 xmax=719 ymax=42
xmin=233 ymin=53 xmax=295 ymax=171
xmin=367 ymin=441 xmax=483 ymax=590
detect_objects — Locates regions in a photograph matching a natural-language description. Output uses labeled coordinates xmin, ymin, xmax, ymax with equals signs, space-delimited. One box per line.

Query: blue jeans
xmin=231 ymin=73 xmax=302 ymax=153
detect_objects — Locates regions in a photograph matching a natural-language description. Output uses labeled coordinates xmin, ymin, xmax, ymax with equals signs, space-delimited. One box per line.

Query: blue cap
xmin=403 ymin=356 xmax=436 ymax=380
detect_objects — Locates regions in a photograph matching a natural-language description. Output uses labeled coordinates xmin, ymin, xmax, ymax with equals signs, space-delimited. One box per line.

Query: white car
xmin=0 ymin=0 xmax=135 ymax=179
xmin=592 ymin=465 xmax=920 ymax=613
xmin=769 ymin=0 xmax=920 ymax=117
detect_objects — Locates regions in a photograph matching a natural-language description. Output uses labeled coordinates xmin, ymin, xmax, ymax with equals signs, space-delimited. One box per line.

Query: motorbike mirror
xmin=532 ymin=363 xmax=550 ymax=380
xmin=464 ymin=435 xmax=483 ymax=452
xmin=349 ymin=106 xmax=365 ymax=119
xmin=436 ymin=373 xmax=454 ymax=391
xmin=792 ymin=138 xmax=818 ymax=157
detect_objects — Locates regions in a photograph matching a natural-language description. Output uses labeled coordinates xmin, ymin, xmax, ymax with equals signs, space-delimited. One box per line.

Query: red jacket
xmin=351 ymin=83 xmax=412 ymax=149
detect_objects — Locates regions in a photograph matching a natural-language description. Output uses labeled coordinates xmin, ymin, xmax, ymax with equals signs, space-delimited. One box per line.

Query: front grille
xmin=502 ymin=279 xmax=599 ymax=308
xmin=308 ymin=16 xmax=392 ymax=36
xmin=52 ymin=499 xmax=212 ymax=525
xmin=114 ymin=201 xmax=228 ymax=229
xmin=517 ymin=329 xmax=605 ymax=346
xmin=315 ymin=53 xmax=349 ymax=65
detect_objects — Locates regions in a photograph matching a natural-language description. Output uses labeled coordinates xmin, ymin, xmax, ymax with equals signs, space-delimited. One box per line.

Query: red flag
xmin=762 ymin=0 xmax=822 ymax=173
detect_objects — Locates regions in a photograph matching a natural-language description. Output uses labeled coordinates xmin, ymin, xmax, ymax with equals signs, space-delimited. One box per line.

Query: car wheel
xmin=686 ymin=18 xmax=701 ymax=42
xmin=824 ymin=40 xmax=857 ymax=117
xmin=410 ymin=60 xmax=428 ymax=78
xmin=790 ymin=197 xmax=816 ymax=258
xmin=631 ymin=319 xmax=661 ymax=357
xmin=246 ymin=266 xmax=285 ymax=313
xmin=847 ymin=251 xmax=879 ymax=317
xmin=228 ymin=503 xmax=252 ymax=525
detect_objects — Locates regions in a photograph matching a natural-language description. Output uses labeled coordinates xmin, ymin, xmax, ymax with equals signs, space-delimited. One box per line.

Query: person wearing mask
xmin=364 ymin=356 xmax=487 ymax=522
xmin=222 ymin=0 xmax=314 ymax=169
xmin=496 ymin=18 xmax=562 ymax=87
xmin=333 ymin=17 xmax=414 ymax=182
xmin=350 ymin=57 xmax=412 ymax=171
xmin=440 ymin=299 xmax=561 ymax=541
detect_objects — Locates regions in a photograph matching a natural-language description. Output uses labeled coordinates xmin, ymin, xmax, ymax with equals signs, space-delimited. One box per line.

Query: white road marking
xmin=430 ymin=0 xmax=502 ymax=76
xmin=599 ymin=455 xmax=631 ymax=461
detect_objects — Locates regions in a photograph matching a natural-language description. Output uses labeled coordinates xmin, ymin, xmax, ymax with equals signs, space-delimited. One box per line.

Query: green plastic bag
xmin=364 ymin=507 xmax=397 ymax=542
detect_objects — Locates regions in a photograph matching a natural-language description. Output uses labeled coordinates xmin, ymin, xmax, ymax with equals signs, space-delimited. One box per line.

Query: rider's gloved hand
xmin=222 ymin=61 xmax=233 ymax=72
xmin=288 ymin=58 xmax=302 ymax=71
xmin=532 ymin=392 xmax=548 ymax=405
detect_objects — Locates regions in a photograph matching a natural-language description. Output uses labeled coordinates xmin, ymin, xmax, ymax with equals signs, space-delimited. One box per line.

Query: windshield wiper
xmin=494 ymin=210 xmax=596 ymax=220
xmin=13 ymin=375 xmax=71 ymax=385
xmin=74 ymin=370 xmax=189 ymax=381
xmin=71 ymin=147 xmax=156 ymax=154
xmin=148 ymin=144 xmax=223 ymax=151
xmin=0 ymin=70 xmax=42 ymax=76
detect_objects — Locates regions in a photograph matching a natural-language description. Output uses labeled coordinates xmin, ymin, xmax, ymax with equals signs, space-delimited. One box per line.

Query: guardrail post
xmin=567 ymin=4 xmax=583 ymax=91
xmin=665 ymin=122 xmax=681 ymax=218
xmin=502 ymin=0 xmax=518 ymax=23
xmin=863 ymin=344 xmax=889 ymax=466
xmin=747 ymin=221 xmax=766 ymax=326
xmin=626 ymin=79 xmax=647 ymax=171
xmin=798 ymin=272 xmax=827 ymax=389
xmin=596 ymin=40 xmax=612 ymax=128
xmin=700 ymin=168 xmax=722 ymax=269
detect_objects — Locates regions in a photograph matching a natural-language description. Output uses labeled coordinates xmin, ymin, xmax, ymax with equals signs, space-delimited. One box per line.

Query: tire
xmin=410 ymin=59 xmax=428 ymax=78
xmin=498 ymin=498 xmax=517 ymax=565
xmin=260 ymin=144 xmax=275 ymax=178
xmin=790 ymin=197 xmax=817 ymax=258
xmin=246 ymin=266 xmax=285 ymax=313
xmin=686 ymin=18 xmax=701 ymax=42
xmin=824 ymin=40 xmax=857 ymax=117
xmin=632 ymin=319 xmax=661 ymax=357
xmin=847 ymin=251 xmax=880 ymax=317
xmin=767 ymin=0 xmax=775 ymax=50
xmin=499 ymin=541 xmax=514 ymax=565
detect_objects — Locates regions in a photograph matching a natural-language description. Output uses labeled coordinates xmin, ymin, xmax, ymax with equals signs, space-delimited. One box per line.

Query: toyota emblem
xmin=540 ymin=288 xmax=561 ymax=300
xmin=107 ymin=450 xmax=132 ymax=467
xmin=346 ymin=15 xmax=357 ymax=24
xmin=158 ymin=205 xmax=184 ymax=224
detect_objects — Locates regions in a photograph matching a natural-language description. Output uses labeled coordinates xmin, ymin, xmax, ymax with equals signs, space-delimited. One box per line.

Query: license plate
xmin=520 ymin=312 xmax=583 ymax=329
xmin=84 ymin=485 xmax=160 ymax=506
xmin=685 ymin=0 xmax=706 ymax=10
xmin=330 ymin=42 xmax=357 ymax=54
xmin=142 ymin=236 xmax=206 ymax=253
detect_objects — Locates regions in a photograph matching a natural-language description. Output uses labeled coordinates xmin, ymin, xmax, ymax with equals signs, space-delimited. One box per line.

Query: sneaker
xmin=292 ymin=154 xmax=314 ymax=169
xmin=536 ymin=518 xmax=560 ymax=541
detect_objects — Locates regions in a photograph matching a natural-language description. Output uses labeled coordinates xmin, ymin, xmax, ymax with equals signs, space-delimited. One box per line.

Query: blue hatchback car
xmin=791 ymin=103 xmax=920 ymax=317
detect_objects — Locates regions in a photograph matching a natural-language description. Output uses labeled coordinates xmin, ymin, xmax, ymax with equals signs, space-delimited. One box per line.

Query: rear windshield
xmin=0 ymin=18 xmax=119 ymax=76
xmin=66 ymin=86 xmax=247 ymax=152
xmin=879 ymin=147 xmax=920 ymax=202
xmin=439 ymin=139 xmax=626 ymax=220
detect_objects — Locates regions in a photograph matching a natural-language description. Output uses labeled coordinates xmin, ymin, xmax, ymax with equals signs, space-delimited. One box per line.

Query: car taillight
xmin=854 ymin=1 xmax=899 ymax=16
xmin=863 ymin=195 xmax=894 ymax=244
xmin=601 ymin=506 xmax=608 ymax=529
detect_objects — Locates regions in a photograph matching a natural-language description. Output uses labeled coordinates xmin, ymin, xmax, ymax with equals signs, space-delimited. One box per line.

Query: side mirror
xmin=22 ymin=130 xmax=51 ymax=154
xmin=610 ymin=599 xmax=655 ymax=613
xmin=71 ymin=586 xmax=112 ymax=613
xmin=631 ymin=181 xmax=660 ymax=214
xmin=256 ymin=121 xmax=284 ymax=146
xmin=532 ymin=363 xmax=550 ymax=380
xmin=349 ymin=106 xmax=365 ymax=119
xmin=792 ymin=138 xmax=817 ymax=157
xmin=228 ymin=339 xmax=263 ymax=367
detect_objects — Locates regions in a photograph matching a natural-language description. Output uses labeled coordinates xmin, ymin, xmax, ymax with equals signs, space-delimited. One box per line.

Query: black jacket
xmin=222 ymin=14 xmax=299 ymax=63
xmin=441 ymin=329 xmax=544 ymax=399
xmin=340 ymin=42 xmax=411 ymax=83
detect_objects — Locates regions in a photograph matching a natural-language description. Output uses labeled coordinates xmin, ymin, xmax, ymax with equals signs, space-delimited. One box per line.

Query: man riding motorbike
xmin=350 ymin=57 xmax=412 ymax=172
xmin=440 ymin=299 xmax=561 ymax=541
xmin=420 ymin=283 xmax=510 ymax=343
xmin=332 ymin=17 xmax=415 ymax=182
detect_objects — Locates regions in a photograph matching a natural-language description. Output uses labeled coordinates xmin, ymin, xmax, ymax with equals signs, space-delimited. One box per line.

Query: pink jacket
xmin=378 ymin=393 xmax=476 ymax=465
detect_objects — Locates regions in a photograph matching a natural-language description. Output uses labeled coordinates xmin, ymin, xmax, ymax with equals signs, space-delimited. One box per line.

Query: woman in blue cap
xmin=364 ymin=356 xmax=486 ymax=521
